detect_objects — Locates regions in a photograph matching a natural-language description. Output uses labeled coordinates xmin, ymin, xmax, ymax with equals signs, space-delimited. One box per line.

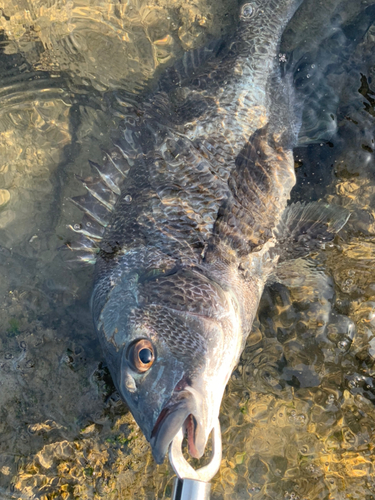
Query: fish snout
xmin=149 ymin=385 xmax=213 ymax=464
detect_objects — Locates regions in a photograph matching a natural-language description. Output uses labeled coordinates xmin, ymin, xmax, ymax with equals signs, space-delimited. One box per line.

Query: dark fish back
xmin=94 ymin=0 xmax=302 ymax=277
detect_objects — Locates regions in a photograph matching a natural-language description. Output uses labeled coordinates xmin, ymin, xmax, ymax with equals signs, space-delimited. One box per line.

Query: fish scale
xmin=68 ymin=0 xmax=306 ymax=465
xmin=138 ymin=271 xmax=230 ymax=319
xmin=128 ymin=304 xmax=208 ymax=361
xmin=88 ymin=1 xmax=301 ymax=271
xmin=68 ymin=0 xmax=356 ymax=467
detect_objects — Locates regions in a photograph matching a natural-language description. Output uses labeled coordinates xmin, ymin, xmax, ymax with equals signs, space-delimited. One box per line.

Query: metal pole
xmin=168 ymin=418 xmax=222 ymax=500
xmin=172 ymin=478 xmax=211 ymax=500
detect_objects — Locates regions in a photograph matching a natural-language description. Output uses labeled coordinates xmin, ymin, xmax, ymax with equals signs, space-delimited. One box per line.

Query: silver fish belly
xmin=74 ymin=0 xmax=305 ymax=464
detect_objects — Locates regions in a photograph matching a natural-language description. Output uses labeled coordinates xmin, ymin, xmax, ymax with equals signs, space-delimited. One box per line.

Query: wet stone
xmin=0 ymin=189 xmax=10 ymax=207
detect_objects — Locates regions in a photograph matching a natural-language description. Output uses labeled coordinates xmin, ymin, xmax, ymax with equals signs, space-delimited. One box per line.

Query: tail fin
xmin=281 ymin=3 xmax=375 ymax=145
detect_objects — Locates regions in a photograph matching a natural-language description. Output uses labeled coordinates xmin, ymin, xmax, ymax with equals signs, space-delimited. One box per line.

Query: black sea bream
xmin=70 ymin=0 xmax=353 ymax=464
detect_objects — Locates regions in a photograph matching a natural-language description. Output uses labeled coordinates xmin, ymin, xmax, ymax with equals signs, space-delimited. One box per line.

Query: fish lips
xmin=149 ymin=386 xmax=208 ymax=464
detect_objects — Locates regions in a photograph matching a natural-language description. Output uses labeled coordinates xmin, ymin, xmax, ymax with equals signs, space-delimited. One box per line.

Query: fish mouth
xmin=149 ymin=386 xmax=208 ymax=464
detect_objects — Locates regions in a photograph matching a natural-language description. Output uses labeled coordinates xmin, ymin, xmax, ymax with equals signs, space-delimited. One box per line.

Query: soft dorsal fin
xmin=157 ymin=37 xmax=228 ymax=92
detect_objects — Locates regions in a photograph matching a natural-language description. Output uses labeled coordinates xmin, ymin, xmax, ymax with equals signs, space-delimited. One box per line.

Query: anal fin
xmin=275 ymin=201 xmax=350 ymax=261
xmin=269 ymin=201 xmax=350 ymax=289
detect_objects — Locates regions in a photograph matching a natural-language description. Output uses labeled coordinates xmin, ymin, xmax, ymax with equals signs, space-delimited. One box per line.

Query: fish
xmin=68 ymin=0 xmax=364 ymax=465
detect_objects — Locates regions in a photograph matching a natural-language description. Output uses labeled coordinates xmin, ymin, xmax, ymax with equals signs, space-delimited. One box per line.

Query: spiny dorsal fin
xmin=75 ymin=174 xmax=117 ymax=212
xmin=68 ymin=138 xmax=134 ymax=264
xmin=63 ymin=235 xmax=100 ymax=265
xmin=69 ymin=213 xmax=106 ymax=241
xmin=88 ymin=160 xmax=122 ymax=196
xmin=70 ymin=192 xmax=113 ymax=228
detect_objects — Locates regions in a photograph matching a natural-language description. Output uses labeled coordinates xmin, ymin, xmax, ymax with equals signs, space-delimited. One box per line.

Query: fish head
xmin=93 ymin=267 xmax=247 ymax=464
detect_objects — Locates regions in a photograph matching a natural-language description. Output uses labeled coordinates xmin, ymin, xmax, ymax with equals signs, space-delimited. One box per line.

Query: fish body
xmin=70 ymin=0 xmax=348 ymax=464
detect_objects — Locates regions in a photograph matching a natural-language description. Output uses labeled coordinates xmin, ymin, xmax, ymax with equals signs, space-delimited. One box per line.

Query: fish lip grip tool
xmin=169 ymin=418 xmax=222 ymax=500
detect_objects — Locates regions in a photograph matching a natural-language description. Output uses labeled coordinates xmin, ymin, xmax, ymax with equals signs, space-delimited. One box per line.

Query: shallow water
xmin=1 ymin=0 xmax=375 ymax=499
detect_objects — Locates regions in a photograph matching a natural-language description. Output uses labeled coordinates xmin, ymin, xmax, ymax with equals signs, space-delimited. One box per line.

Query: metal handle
xmin=169 ymin=418 xmax=222 ymax=500
xmin=172 ymin=478 xmax=211 ymax=500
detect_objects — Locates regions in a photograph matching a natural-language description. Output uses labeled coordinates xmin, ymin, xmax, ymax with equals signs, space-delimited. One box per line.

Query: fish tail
xmin=282 ymin=3 xmax=375 ymax=145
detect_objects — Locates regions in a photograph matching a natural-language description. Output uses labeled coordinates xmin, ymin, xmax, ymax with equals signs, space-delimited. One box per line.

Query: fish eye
xmin=240 ymin=3 xmax=255 ymax=20
xmin=128 ymin=339 xmax=155 ymax=373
